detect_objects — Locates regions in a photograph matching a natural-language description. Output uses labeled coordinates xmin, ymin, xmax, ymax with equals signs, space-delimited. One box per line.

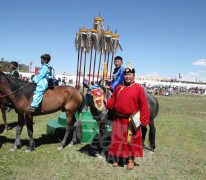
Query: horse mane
xmin=0 ymin=71 xmax=36 ymax=100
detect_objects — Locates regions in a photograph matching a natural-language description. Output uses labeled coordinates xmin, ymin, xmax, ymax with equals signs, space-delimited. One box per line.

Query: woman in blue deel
xmin=26 ymin=54 xmax=53 ymax=113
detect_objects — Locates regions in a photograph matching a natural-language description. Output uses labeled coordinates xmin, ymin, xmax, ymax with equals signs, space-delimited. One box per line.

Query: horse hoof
xmin=9 ymin=147 xmax=16 ymax=152
xmin=68 ymin=142 xmax=74 ymax=147
xmin=57 ymin=146 xmax=63 ymax=150
xmin=97 ymin=155 xmax=104 ymax=160
xmin=3 ymin=129 xmax=8 ymax=133
xmin=25 ymin=149 xmax=32 ymax=153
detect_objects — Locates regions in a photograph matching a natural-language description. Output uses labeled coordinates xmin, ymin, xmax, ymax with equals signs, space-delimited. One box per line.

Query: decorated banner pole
xmin=102 ymin=28 xmax=113 ymax=85
xmin=77 ymin=27 xmax=89 ymax=90
xmin=89 ymin=28 xmax=99 ymax=84
xmin=97 ymin=49 xmax=102 ymax=82
xmin=109 ymin=51 xmax=114 ymax=80
xmin=82 ymin=49 xmax=87 ymax=93
xmin=75 ymin=32 xmax=80 ymax=89
xmin=74 ymin=15 xmax=122 ymax=89
xmin=103 ymin=61 xmax=107 ymax=85
xmin=109 ymin=31 xmax=122 ymax=79
xmin=93 ymin=16 xmax=104 ymax=83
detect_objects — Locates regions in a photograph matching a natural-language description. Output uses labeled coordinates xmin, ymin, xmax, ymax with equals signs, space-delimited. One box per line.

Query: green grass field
xmin=0 ymin=94 xmax=206 ymax=180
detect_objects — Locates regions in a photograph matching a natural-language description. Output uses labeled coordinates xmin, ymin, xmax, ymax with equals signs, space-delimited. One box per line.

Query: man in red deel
xmin=106 ymin=65 xmax=150 ymax=170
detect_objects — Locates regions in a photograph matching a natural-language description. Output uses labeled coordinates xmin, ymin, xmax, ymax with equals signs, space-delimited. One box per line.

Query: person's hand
xmin=105 ymin=86 xmax=110 ymax=89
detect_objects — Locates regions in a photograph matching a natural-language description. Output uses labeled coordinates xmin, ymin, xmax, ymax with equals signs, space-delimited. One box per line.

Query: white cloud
xmin=197 ymin=70 xmax=206 ymax=73
xmin=192 ymin=59 xmax=206 ymax=66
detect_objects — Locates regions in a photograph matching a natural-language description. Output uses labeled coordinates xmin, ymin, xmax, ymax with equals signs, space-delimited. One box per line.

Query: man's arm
xmin=32 ymin=65 xmax=48 ymax=84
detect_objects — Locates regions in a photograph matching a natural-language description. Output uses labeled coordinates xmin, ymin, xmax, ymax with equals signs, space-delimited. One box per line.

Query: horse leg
xmin=69 ymin=115 xmax=78 ymax=146
xmin=10 ymin=114 xmax=25 ymax=151
xmin=100 ymin=120 xmax=109 ymax=157
xmin=149 ymin=119 xmax=156 ymax=152
xmin=96 ymin=120 xmax=107 ymax=157
xmin=1 ymin=106 xmax=8 ymax=132
xmin=72 ymin=120 xmax=82 ymax=144
xmin=58 ymin=113 xmax=74 ymax=150
xmin=25 ymin=115 xmax=35 ymax=152
xmin=141 ymin=126 xmax=147 ymax=147
xmin=70 ymin=125 xmax=77 ymax=145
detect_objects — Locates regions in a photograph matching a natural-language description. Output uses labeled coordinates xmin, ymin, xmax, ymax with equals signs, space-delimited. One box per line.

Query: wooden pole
xmin=106 ymin=51 xmax=110 ymax=77
xmin=109 ymin=51 xmax=114 ymax=80
xmin=97 ymin=49 xmax=102 ymax=82
xmin=82 ymin=50 xmax=87 ymax=93
xmin=103 ymin=50 xmax=107 ymax=86
xmin=75 ymin=47 xmax=80 ymax=89
xmin=77 ymin=47 xmax=83 ymax=90
xmin=88 ymin=42 xmax=93 ymax=85
xmin=92 ymin=50 xmax=97 ymax=83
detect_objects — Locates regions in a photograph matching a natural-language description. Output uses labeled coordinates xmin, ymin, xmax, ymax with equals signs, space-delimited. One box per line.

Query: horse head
xmin=83 ymin=81 xmax=111 ymax=122
xmin=0 ymin=71 xmax=35 ymax=101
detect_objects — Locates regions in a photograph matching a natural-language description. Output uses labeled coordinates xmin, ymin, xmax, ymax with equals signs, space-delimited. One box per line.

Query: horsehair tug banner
xmin=75 ymin=15 xmax=122 ymax=91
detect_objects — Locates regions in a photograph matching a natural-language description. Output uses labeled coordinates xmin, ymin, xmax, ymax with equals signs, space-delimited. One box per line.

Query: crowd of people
xmin=141 ymin=83 xmax=206 ymax=95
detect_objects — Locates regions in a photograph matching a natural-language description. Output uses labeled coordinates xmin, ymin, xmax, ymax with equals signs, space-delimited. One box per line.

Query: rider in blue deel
xmin=26 ymin=54 xmax=53 ymax=113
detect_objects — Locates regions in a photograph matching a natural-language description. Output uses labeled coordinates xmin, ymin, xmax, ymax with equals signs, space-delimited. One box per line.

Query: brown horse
xmin=0 ymin=71 xmax=85 ymax=151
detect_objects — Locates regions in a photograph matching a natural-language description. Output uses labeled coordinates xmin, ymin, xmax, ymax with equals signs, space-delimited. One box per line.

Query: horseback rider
xmin=9 ymin=61 xmax=20 ymax=79
xmin=26 ymin=54 xmax=53 ymax=113
xmin=4 ymin=61 xmax=20 ymax=112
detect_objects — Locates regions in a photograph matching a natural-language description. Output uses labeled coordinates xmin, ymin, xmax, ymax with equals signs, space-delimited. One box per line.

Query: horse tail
xmin=78 ymin=92 xmax=85 ymax=115
xmin=153 ymin=96 xmax=159 ymax=118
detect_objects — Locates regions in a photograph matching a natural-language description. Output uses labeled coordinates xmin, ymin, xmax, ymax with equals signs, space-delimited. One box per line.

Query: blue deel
xmin=111 ymin=66 xmax=125 ymax=90
xmin=31 ymin=63 xmax=51 ymax=108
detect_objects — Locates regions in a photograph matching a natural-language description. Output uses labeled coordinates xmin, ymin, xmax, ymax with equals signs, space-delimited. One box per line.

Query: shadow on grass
xmin=77 ymin=133 xmax=115 ymax=165
xmin=0 ymin=121 xmax=18 ymax=133
xmin=78 ymin=133 xmax=111 ymax=156
xmin=0 ymin=131 xmax=74 ymax=149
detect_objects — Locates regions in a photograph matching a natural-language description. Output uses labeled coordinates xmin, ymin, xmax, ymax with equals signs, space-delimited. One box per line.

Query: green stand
xmin=46 ymin=109 xmax=112 ymax=143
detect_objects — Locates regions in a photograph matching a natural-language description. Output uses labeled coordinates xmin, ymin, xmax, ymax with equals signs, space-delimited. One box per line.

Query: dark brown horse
xmin=0 ymin=71 xmax=85 ymax=151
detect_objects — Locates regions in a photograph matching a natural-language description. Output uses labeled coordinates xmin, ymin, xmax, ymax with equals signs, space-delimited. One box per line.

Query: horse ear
xmin=83 ymin=81 xmax=90 ymax=89
xmin=97 ymin=79 xmax=102 ymax=86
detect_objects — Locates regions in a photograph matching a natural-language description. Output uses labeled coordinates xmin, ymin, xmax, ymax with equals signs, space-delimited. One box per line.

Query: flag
xmin=35 ymin=67 xmax=39 ymax=75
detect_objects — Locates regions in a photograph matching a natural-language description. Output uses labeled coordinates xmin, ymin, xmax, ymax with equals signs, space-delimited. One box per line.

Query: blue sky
xmin=0 ymin=0 xmax=206 ymax=82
